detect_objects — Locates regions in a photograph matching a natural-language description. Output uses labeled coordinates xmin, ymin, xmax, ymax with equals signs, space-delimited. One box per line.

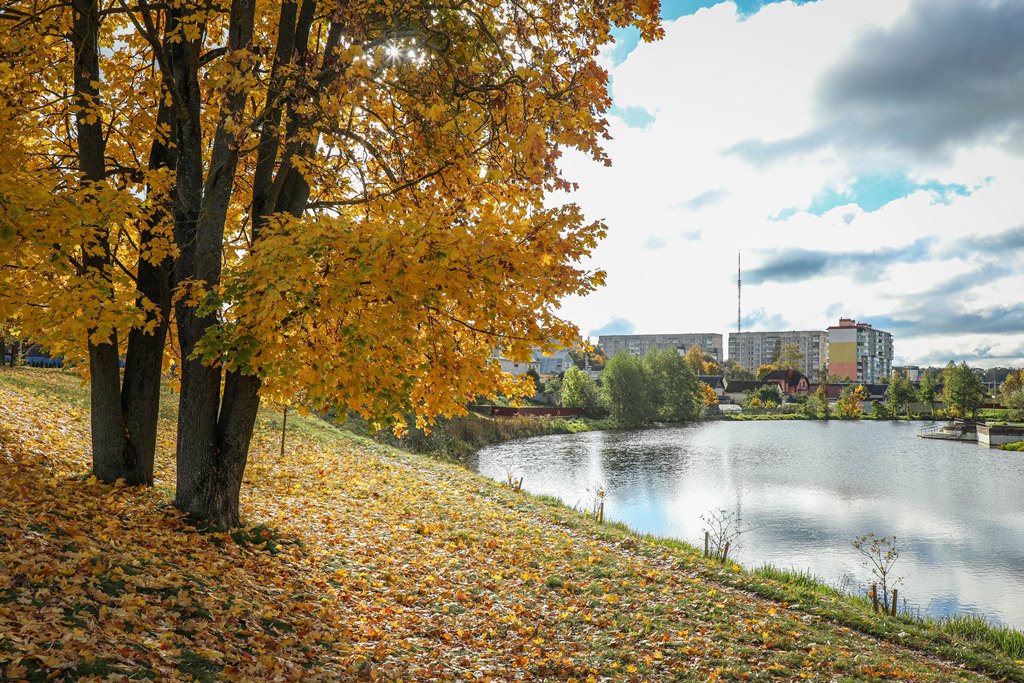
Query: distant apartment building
xmin=827 ymin=318 xmax=893 ymax=384
xmin=598 ymin=333 xmax=723 ymax=364
xmin=727 ymin=330 xmax=827 ymax=381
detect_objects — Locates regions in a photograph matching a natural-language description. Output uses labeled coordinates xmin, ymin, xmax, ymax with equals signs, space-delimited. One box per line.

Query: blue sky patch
xmin=771 ymin=173 xmax=972 ymax=219
xmin=769 ymin=207 xmax=799 ymax=222
xmin=590 ymin=317 xmax=637 ymax=336
xmin=610 ymin=104 xmax=657 ymax=128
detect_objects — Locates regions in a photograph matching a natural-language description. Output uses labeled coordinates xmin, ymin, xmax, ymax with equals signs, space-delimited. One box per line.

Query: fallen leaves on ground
xmin=0 ymin=369 xmax=997 ymax=681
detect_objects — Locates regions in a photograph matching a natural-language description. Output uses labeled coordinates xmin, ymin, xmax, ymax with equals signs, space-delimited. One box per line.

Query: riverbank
xmin=708 ymin=412 xmax=942 ymax=422
xmin=1 ymin=368 xmax=1022 ymax=681
xmin=340 ymin=411 xmax=615 ymax=460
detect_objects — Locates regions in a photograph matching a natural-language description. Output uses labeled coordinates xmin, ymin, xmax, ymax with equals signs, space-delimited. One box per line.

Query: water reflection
xmin=471 ymin=421 xmax=1024 ymax=629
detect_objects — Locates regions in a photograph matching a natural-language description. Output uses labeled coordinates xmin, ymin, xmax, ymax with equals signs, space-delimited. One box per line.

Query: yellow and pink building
xmin=827 ymin=318 xmax=893 ymax=384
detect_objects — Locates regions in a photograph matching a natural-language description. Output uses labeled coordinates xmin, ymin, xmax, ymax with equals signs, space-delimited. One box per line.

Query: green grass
xmin=1001 ymin=440 xmax=1024 ymax=452
xmin=933 ymin=615 xmax=1024 ymax=660
xmin=753 ymin=563 xmax=826 ymax=590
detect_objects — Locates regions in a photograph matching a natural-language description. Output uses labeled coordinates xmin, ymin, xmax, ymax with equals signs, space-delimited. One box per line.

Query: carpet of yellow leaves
xmin=0 ymin=369 xmax=998 ymax=681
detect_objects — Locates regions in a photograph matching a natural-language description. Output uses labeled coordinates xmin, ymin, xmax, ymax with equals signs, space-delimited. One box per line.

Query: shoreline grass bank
xmin=1 ymin=367 xmax=1022 ymax=681
xmin=338 ymin=411 xmax=615 ymax=460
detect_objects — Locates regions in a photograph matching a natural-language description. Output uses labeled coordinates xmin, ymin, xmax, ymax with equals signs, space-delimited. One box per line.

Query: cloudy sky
xmin=556 ymin=0 xmax=1024 ymax=367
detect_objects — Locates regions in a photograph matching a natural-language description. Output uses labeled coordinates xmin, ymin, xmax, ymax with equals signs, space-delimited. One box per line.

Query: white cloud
xmin=556 ymin=0 xmax=1024 ymax=367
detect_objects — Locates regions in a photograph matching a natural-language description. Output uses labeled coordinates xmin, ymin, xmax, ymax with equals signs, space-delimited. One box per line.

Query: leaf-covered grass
xmin=1 ymin=367 xmax=1020 ymax=681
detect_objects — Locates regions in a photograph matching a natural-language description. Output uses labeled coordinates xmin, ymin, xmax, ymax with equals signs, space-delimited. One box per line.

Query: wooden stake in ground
xmin=280 ymin=406 xmax=288 ymax=459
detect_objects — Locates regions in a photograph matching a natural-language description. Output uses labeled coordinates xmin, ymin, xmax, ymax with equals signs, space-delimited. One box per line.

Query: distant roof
xmin=723 ymin=379 xmax=764 ymax=392
xmin=762 ymin=369 xmax=808 ymax=384
xmin=863 ymin=384 xmax=889 ymax=398
xmin=697 ymin=375 xmax=724 ymax=388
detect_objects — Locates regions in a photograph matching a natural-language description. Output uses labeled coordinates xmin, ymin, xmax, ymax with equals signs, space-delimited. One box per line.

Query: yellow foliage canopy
xmin=0 ymin=0 xmax=664 ymax=429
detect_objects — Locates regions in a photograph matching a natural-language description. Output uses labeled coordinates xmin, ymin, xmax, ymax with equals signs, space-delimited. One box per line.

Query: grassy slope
xmin=0 ymin=368 xmax=1020 ymax=682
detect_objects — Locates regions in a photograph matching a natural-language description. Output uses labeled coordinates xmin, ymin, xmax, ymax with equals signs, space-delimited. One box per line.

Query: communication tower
xmin=737 ymin=251 xmax=742 ymax=334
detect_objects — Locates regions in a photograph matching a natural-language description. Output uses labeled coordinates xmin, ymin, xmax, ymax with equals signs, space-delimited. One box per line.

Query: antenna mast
xmin=737 ymin=250 xmax=742 ymax=334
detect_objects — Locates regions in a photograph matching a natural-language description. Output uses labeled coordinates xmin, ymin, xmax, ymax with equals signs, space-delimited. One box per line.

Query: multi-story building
xmin=827 ymin=318 xmax=893 ymax=384
xmin=598 ymin=333 xmax=723 ymax=364
xmin=727 ymin=330 xmax=828 ymax=381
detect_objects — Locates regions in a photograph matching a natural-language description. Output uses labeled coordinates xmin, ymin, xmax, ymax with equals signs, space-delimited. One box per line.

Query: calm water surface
xmin=468 ymin=421 xmax=1024 ymax=629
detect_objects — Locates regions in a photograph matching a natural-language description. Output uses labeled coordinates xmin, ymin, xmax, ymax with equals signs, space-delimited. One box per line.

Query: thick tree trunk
xmin=169 ymin=0 xmax=258 ymax=526
xmin=72 ymin=0 xmax=173 ymax=484
xmin=169 ymin=23 xmax=224 ymax=519
xmin=168 ymin=0 xmax=328 ymax=526
xmin=72 ymin=0 xmax=130 ymax=481
xmin=175 ymin=371 xmax=261 ymax=526
xmin=118 ymin=99 xmax=175 ymax=485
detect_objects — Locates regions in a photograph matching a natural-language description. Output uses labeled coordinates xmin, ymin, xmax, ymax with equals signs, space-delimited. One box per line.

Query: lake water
xmin=468 ymin=421 xmax=1024 ymax=629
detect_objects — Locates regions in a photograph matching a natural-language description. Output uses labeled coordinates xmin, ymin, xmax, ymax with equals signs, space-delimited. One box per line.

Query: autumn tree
xmin=0 ymin=0 xmax=663 ymax=525
xmin=756 ymin=364 xmax=777 ymax=380
xmin=1001 ymin=369 xmax=1024 ymax=399
xmin=0 ymin=322 xmax=20 ymax=366
xmin=1000 ymin=370 xmax=1024 ymax=418
xmin=0 ymin=4 xmax=173 ymax=485
xmin=569 ymin=344 xmax=606 ymax=371
xmin=836 ymin=385 xmax=868 ymax=419
xmin=683 ymin=345 xmax=712 ymax=376
xmin=699 ymin=382 xmax=718 ymax=407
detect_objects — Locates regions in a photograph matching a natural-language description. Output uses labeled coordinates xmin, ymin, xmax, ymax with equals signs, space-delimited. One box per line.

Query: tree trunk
xmin=169 ymin=0 xmax=257 ymax=526
xmin=169 ymin=0 xmax=323 ymax=526
xmin=71 ymin=0 xmax=130 ymax=481
xmin=71 ymin=0 xmax=173 ymax=484
xmin=118 ymin=98 xmax=175 ymax=485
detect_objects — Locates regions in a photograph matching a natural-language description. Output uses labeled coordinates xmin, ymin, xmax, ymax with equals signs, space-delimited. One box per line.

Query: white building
xmin=598 ymin=333 xmax=723 ymax=364
xmin=727 ymin=330 xmax=827 ymax=381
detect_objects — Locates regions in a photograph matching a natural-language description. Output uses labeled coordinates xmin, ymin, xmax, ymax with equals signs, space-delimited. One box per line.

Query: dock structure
xmin=918 ymin=420 xmax=1024 ymax=448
